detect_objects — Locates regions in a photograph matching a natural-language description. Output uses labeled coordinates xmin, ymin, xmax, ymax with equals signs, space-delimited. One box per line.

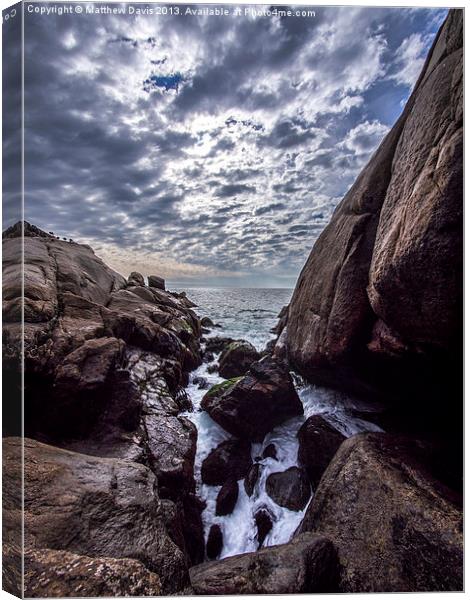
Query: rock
xmin=285 ymin=11 xmax=463 ymax=418
xmin=207 ymin=364 xmax=219 ymax=374
xmin=201 ymin=356 xmax=303 ymax=442
xmin=297 ymin=415 xmax=346 ymax=488
xmin=218 ymin=340 xmax=261 ymax=378
xmin=215 ymin=479 xmax=239 ymax=516
xmin=190 ymin=532 xmax=339 ymax=594
xmin=271 ymin=305 xmax=289 ymax=335
xmin=262 ymin=339 xmax=276 ymax=356
xmin=202 ymin=350 xmax=215 ymax=362
xmin=297 ymin=433 xmax=463 ymax=592
xmin=148 ymin=275 xmax=165 ymax=290
xmin=127 ymin=271 xmax=145 ymax=287
xmin=201 ymin=439 xmax=252 ymax=486
xmin=201 ymin=316 xmax=215 ymax=328
xmin=144 ymin=415 xmax=197 ymax=499
xmin=206 ymin=525 xmax=223 ymax=560
xmin=204 ymin=336 xmax=234 ymax=354
xmin=255 ymin=508 xmax=273 ymax=547
xmin=192 ymin=375 xmax=210 ymax=390
xmin=244 ymin=463 xmax=261 ymax=497
xmin=263 ymin=443 xmax=278 ymax=460
xmin=24 ymin=549 xmax=162 ymax=597
xmin=5 ymin=437 xmax=189 ymax=594
xmin=266 ymin=466 xmax=311 ymax=511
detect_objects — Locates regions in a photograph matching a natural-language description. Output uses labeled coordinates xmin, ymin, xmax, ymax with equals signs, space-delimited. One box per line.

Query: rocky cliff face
xmin=286 ymin=10 xmax=463 ymax=432
xmin=2 ymin=221 xmax=205 ymax=595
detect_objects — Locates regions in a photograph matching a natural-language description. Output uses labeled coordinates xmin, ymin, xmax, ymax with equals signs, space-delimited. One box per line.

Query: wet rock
xmin=255 ymin=508 xmax=273 ymax=547
xmin=202 ymin=350 xmax=215 ymax=363
xmin=297 ymin=433 xmax=463 ymax=592
xmin=24 ymin=549 xmax=162 ymax=597
xmin=297 ymin=415 xmax=346 ymax=488
xmin=192 ymin=375 xmax=210 ymax=390
xmin=266 ymin=466 xmax=311 ymax=511
xmin=207 ymin=364 xmax=219 ymax=374
xmin=206 ymin=525 xmax=223 ymax=560
xmin=144 ymin=415 xmax=197 ymax=498
xmin=190 ymin=532 xmax=339 ymax=594
xmin=201 ymin=316 xmax=215 ymax=328
xmin=215 ymin=479 xmax=239 ymax=516
xmin=204 ymin=336 xmax=235 ymax=354
xmin=201 ymin=439 xmax=252 ymax=486
xmin=218 ymin=340 xmax=261 ymax=378
xmin=201 ymin=356 xmax=303 ymax=442
xmin=262 ymin=339 xmax=276 ymax=357
xmin=5 ymin=437 xmax=189 ymax=594
xmin=148 ymin=275 xmax=165 ymax=290
xmin=127 ymin=271 xmax=145 ymax=287
xmin=244 ymin=463 xmax=261 ymax=497
xmin=263 ymin=443 xmax=278 ymax=460
xmin=271 ymin=305 xmax=289 ymax=335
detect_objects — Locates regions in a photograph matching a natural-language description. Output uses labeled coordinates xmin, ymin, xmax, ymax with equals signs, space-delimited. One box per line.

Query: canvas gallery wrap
xmin=1 ymin=1 xmax=463 ymax=596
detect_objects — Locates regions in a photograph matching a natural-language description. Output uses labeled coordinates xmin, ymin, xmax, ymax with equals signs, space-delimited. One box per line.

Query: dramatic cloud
xmin=14 ymin=3 xmax=448 ymax=287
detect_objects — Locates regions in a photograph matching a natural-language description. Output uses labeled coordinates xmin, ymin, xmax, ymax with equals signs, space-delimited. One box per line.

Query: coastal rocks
xmin=206 ymin=525 xmax=223 ymax=560
xmin=200 ymin=316 xmax=215 ymax=328
xmin=297 ymin=416 xmax=346 ymax=488
xmin=218 ymin=340 xmax=261 ymax=378
xmin=201 ymin=439 xmax=252 ymax=486
xmin=244 ymin=463 xmax=261 ymax=497
xmin=255 ymin=508 xmax=273 ymax=547
xmin=127 ymin=271 xmax=145 ymax=287
xmin=144 ymin=415 xmax=197 ymax=498
xmin=204 ymin=336 xmax=235 ymax=354
xmin=215 ymin=479 xmax=239 ymax=516
xmin=7 ymin=437 xmax=189 ymax=594
xmin=285 ymin=10 xmax=463 ymax=409
xmin=189 ymin=533 xmax=340 ymax=594
xmin=266 ymin=466 xmax=311 ymax=511
xmin=263 ymin=443 xmax=278 ymax=460
xmin=24 ymin=549 xmax=162 ymax=598
xmin=297 ymin=433 xmax=463 ymax=592
xmin=202 ymin=356 xmax=303 ymax=442
xmin=148 ymin=275 xmax=165 ymax=290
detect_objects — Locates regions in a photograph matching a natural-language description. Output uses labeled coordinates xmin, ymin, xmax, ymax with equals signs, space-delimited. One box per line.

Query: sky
xmin=12 ymin=3 xmax=448 ymax=287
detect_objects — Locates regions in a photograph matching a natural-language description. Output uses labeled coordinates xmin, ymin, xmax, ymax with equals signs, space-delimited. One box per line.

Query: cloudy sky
xmin=17 ymin=3 xmax=447 ymax=287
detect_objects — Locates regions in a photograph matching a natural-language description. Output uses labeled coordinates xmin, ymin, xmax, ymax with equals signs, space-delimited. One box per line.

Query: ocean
xmin=171 ymin=287 xmax=293 ymax=350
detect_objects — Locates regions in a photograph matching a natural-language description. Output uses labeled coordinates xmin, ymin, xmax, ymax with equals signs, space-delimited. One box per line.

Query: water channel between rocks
xmin=176 ymin=287 xmax=383 ymax=560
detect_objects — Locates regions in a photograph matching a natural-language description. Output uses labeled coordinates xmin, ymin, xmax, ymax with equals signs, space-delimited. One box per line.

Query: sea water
xmin=174 ymin=287 xmax=382 ymax=559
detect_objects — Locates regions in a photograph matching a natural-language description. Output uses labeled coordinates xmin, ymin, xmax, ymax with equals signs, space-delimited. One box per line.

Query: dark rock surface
xmin=190 ymin=533 xmax=339 ymax=594
xmin=297 ymin=433 xmax=463 ymax=592
xmin=215 ymin=479 xmax=239 ymax=516
xmin=285 ymin=11 xmax=463 ymax=431
xmin=255 ymin=509 xmax=273 ymax=548
xmin=204 ymin=336 xmax=235 ymax=354
xmin=218 ymin=340 xmax=261 ymax=378
xmin=297 ymin=415 xmax=346 ymax=488
xmin=200 ymin=316 xmax=215 ymax=328
xmin=206 ymin=525 xmax=223 ymax=560
xmin=201 ymin=439 xmax=252 ymax=486
xmin=266 ymin=466 xmax=311 ymax=511
xmin=148 ymin=275 xmax=165 ymax=290
xmin=202 ymin=356 xmax=303 ymax=441
xmin=244 ymin=463 xmax=261 ymax=497
xmin=262 ymin=443 xmax=278 ymax=460
xmin=4 ymin=437 xmax=189 ymax=594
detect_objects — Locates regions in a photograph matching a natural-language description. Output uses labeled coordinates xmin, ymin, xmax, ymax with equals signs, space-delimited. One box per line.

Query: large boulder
xmin=218 ymin=340 xmax=261 ymax=378
xmin=297 ymin=415 xmax=346 ymax=488
xmin=297 ymin=433 xmax=463 ymax=592
xmin=190 ymin=533 xmax=339 ymax=594
xmin=148 ymin=275 xmax=165 ymax=290
xmin=4 ymin=437 xmax=190 ymax=594
xmin=266 ymin=466 xmax=311 ymax=511
xmin=201 ymin=439 xmax=252 ymax=486
xmin=201 ymin=356 xmax=303 ymax=442
xmin=206 ymin=525 xmax=223 ymax=560
xmin=285 ymin=11 xmax=463 ymax=416
xmin=24 ymin=549 xmax=162 ymax=598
